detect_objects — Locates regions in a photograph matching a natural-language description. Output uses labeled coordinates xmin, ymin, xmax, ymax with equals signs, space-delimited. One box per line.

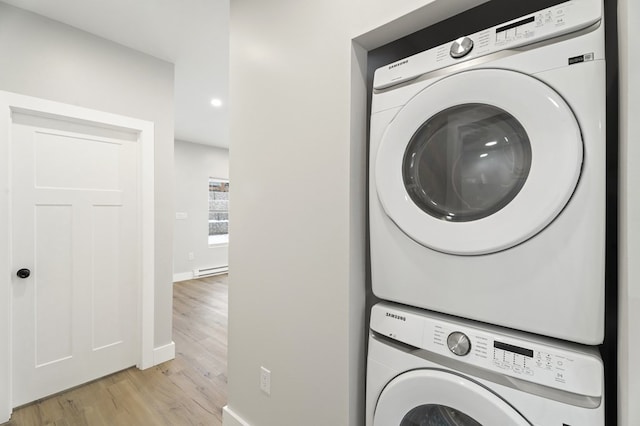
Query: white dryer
xmin=369 ymin=0 xmax=606 ymax=344
xmin=366 ymin=302 xmax=604 ymax=426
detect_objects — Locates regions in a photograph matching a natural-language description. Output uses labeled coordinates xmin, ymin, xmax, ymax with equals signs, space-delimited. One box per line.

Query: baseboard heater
xmin=193 ymin=266 xmax=228 ymax=278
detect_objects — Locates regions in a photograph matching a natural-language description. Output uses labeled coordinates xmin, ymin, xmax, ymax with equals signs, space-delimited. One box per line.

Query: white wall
xmin=617 ymin=0 xmax=640 ymax=424
xmin=225 ymin=1 xmax=486 ymax=425
xmin=173 ymin=140 xmax=229 ymax=280
xmin=0 ymin=2 xmax=174 ymax=363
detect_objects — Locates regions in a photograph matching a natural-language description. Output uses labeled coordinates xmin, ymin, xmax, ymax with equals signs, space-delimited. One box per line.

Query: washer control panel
xmin=370 ymin=302 xmax=603 ymax=398
xmin=374 ymin=0 xmax=602 ymax=89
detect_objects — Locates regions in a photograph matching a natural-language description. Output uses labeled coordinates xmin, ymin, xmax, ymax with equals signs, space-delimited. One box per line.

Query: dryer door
xmin=375 ymin=69 xmax=582 ymax=255
xmin=374 ymin=369 xmax=531 ymax=425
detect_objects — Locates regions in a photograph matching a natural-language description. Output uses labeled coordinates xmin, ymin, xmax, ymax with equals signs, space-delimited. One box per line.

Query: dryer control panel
xmin=374 ymin=0 xmax=603 ymax=89
xmin=370 ymin=302 xmax=603 ymax=398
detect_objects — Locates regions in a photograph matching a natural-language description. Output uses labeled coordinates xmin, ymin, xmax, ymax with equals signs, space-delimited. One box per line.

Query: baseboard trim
xmin=223 ymin=406 xmax=251 ymax=426
xmin=153 ymin=341 xmax=175 ymax=365
xmin=173 ymin=272 xmax=193 ymax=282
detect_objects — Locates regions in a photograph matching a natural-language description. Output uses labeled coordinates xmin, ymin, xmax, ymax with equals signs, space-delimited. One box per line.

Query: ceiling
xmin=1 ymin=0 xmax=230 ymax=148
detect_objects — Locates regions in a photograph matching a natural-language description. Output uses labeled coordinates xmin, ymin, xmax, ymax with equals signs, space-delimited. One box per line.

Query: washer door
xmin=373 ymin=370 xmax=531 ymax=425
xmin=375 ymin=69 xmax=582 ymax=255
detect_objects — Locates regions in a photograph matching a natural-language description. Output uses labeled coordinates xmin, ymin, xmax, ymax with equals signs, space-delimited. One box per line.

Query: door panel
xmin=35 ymin=205 xmax=73 ymax=366
xmin=92 ymin=205 xmax=123 ymax=350
xmin=34 ymin=131 xmax=121 ymax=190
xmin=11 ymin=111 xmax=140 ymax=407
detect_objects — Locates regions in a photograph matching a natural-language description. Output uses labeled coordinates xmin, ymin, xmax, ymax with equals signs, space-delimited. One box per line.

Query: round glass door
xmin=373 ymin=369 xmax=531 ymax=425
xmin=401 ymin=404 xmax=480 ymax=426
xmin=375 ymin=68 xmax=583 ymax=255
xmin=403 ymin=103 xmax=532 ymax=223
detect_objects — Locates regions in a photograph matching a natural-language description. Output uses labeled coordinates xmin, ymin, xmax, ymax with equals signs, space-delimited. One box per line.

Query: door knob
xmin=16 ymin=268 xmax=31 ymax=279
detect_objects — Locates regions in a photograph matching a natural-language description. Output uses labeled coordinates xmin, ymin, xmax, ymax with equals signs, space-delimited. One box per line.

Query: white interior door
xmin=11 ymin=110 xmax=140 ymax=407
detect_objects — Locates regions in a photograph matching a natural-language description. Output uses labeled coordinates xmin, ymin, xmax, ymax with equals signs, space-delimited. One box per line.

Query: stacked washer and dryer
xmin=367 ymin=1 xmax=607 ymax=425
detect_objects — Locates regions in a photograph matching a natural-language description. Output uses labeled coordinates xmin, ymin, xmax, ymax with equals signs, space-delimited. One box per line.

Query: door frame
xmin=0 ymin=90 xmax=155 ymax=422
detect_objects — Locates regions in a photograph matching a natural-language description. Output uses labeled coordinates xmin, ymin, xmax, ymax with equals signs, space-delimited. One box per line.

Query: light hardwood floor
xmin=4 ymin=274 xmax=229 ymax=426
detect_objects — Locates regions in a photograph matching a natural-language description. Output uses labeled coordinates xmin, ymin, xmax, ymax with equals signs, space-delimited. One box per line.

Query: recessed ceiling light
xmin=210 ymin=98 xmax=223 ymax=107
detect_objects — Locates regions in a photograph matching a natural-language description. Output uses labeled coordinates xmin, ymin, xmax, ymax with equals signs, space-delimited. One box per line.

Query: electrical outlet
xmin=260 ymin=366 xmax=271 ymax=395
xmin=188 ymin=252 xmax=194 ymax=261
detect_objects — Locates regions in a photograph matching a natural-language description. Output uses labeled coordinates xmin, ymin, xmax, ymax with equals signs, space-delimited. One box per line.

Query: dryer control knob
xmin=447 ymin=331 xmax=471 ymax=356
xmin=450 ymin=36 xmax=474 ymax=59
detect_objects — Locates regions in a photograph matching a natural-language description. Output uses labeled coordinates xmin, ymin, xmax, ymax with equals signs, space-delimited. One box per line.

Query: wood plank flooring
xmin=4 ymin=274 xmax=228 ymax=426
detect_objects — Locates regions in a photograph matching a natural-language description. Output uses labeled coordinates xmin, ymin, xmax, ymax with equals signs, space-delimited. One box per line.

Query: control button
xmin=450 ymin=36 xmax=474 ymax=59
xmin=502 ymin=363 xmax=512 ymax=370
xmin=525 ymin=368 xmax=534 ymax=376
xmin=447 ymin=331 xmax=471 ymax=356
xmin=513 ymin=366 xmax=523 ymax=374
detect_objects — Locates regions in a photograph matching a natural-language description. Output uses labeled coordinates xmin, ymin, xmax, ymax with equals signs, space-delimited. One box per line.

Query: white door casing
xmin=375 ymin=69 xmax=583 ymax=255
xmin=0 ymin=91 xmax=155 ymax=422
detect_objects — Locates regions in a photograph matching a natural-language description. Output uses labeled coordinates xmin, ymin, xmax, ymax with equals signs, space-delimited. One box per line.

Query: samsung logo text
xmin=388 ymin=60 xmax=408 ymax=70
xmin=386 ymin=312 xmax=406 ymax=321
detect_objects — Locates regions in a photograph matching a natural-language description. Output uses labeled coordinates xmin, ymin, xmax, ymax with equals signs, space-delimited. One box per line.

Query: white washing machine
xmin=366 ymin=302 xmax=604 ymax=426
xmin=369 ymin=0 xmax=606 ymax=344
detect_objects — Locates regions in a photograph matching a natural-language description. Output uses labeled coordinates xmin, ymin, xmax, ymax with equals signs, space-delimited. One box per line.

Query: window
xmin=208 ymin=178 xmax=229 ymax=245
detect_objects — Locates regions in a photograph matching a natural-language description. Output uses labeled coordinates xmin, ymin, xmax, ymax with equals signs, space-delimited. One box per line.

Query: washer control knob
xmin=447 ymin=331 xmax=471 ymax=356
xmin=450 ymin=36 xmax=474 ymax=59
